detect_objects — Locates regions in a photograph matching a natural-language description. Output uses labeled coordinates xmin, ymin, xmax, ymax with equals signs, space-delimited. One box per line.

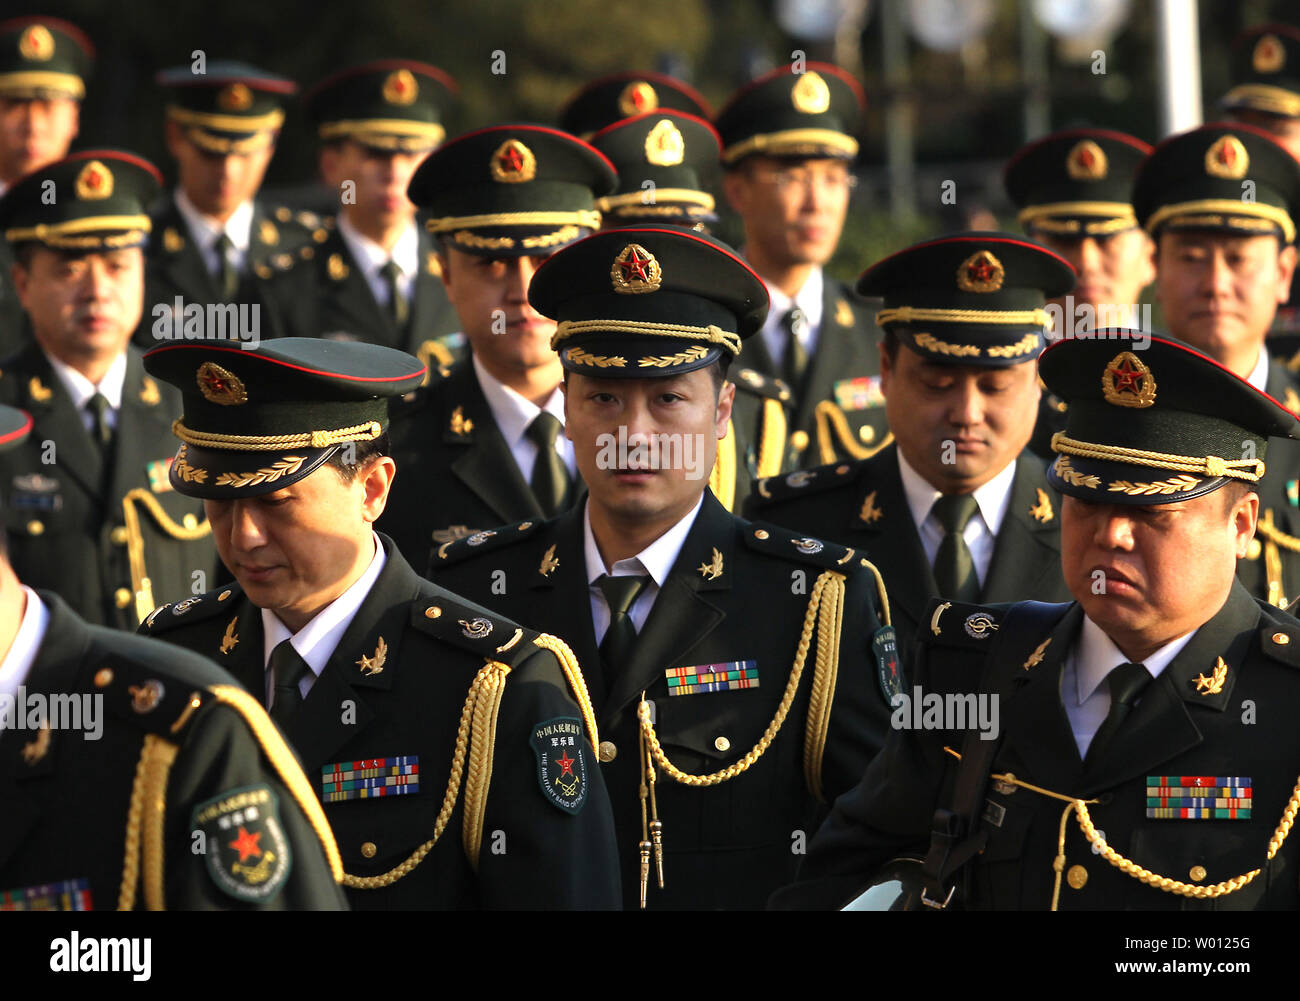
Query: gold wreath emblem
xmin=566 ymin=346 xmax=627 ymax=368
xmin=355 ymin=636 xmax=387 ymax=676
xmin=611 ymin=242 xmax=662 ymax=293
xmin=490 ymin=139 xmax=537 ymax=183
xmin=859 ymin=490 xmax=883 ymax=525
xmin=1205 ymin=135 xmax=1249 ymax=180
xmin=1193 ymin=657 xmax=1228 ymax=695
xmin=1029 ymin=487 xmax=1054 ymax=524
xmin=644 ymin=118 xmax=685 ymax=167
xmin=1254 ymin=34 xmax=1286 ymax=74
xmin=956 ymin=250 xmax=1004 ymax=293
xmin=697 ymin=547 xmax=724 ymax=580
xmin=1066 ymin=139 xmax=1108 ymax=181
xmin=218 ymin=82 xmax=254 ymax=112
xmin=214 ymin=456 xmax=306 ymax=489
xmin=220 ymin=616 xmax=239 ymax=654
xmin=618 ymin=80 xmax=658 ymax=117
xmin=1052 ymin=455 xmax=1101 ymax=490
xmin=383 ymin=69 xmax=418 ymax=105
xmin=196 ymin=361 xmax=248 ymax=406
xmin=449 ymin=405 xmax=474 ymax=435
xmin=1101 ymin=350 xmax=1156 ymax=408
xmin=18 ymin=24 xmax=54 ymax=62
xmin=791 ymin=70 xmax=830 ymax=114
xmin=539 ymin=544 xmax=560 ymax=577
xmin=1023 ymin=637 xmax=1051 ymax=670
xmin=75 ymin=160 xmax=113 ymax=201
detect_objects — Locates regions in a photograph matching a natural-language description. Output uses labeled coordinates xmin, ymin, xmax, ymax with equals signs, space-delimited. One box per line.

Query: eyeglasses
xmin=749 ymin=166 xmax=858 ymax=194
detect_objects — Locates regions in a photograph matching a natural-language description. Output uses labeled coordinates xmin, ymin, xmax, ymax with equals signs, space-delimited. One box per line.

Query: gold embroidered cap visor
xmin=0 ymin=16 xmax=93 ymax=100
xmin=305 ymin=58 xmax=457 ymax=153
xmin=559 ymin=71 xmax=712 ymax=138
xmin=589 ymin=111 xmax=721 ymax=226
xmin=1132 ymin=122 xmax=1300 ymax=244
xmin=142 ymin=339 xmax=425 ymax=500
xmin=530 ymin=226 xmax=768 ymax=379
xmin=1040 ymin=332 xmax=1300 ymax=506
xmin=1220 ymin=23 xmax=1300 ymax=119
xmin=408 ymin=124 xmax=616 ymax=258
xmin=157 ymin=61 xmax=296 ymax=153
xmin=857 ymin=232 xmax=1076 ymax=368
xmin=0 ymin=149 xmax=161 ymax=251
xmin=715 ymin=61 xmax=864 ymax=166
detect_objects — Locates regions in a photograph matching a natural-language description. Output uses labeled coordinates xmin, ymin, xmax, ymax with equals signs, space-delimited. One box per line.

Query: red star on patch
xmin=498 ymin=145 xmax=524 ymax=173
xmin=229 ymin=826 xmax=262 ymax=863
xmin=556 ymin=750 xmax=575 ymax=777
xmin=619 ymin=247 xmax=652 ymax=282
xmin=1108 ymin=357 xmax=1143 ymax=392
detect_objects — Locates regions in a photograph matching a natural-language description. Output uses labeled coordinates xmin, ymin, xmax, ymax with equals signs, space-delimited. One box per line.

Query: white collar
xmin=763 ymin=265 xmax=824 ymax=326
xmin=1073 ymin=613 xmax=1194 ymax=706
xmin=174 ymin=188 xmax=254 ymax=253
xmin=261 ymin=533 xmax=387 ymax=677
xmin=472 ymin=354 xmax=566 ymax=448
xmin=337 ymin=213 xmax=419 ymax=279
xmin=582 ymin=495 xmax=704 ymax=586
xmin=44 ymin=349 xmax=127 ymax=413
xmin=0 ymin=587 xmax=50 ymax=721
xmin=1246 ymin=347 xmax=1270 ymax=392
xmin=896 ymin=448 xmax=1017 ymax=538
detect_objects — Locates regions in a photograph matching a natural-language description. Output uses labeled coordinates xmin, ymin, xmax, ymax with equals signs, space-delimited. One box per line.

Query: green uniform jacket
xmin=783 ymin=584 xmax=1300 ymax=910
xmin=430 ymin=490 xmax=895 ymax=910
xmin=748 ymin=444 xmax=1071 ymax=662
xmin=140 ymin=536 xmax=622 ymax=910
xmin=0 ymin=590 xmax=347 ymax=910
xmin=0 ymin=342 xmax=219 ymax=630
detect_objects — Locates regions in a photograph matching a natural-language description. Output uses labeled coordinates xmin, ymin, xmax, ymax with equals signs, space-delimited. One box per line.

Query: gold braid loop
xmin=1257 ymin=510 xmax=1300 ymax=553
xmin=172 ymin=418 xmax=383 ymax=452
xmin=638 ymin=570 xmax=844 ymax=790
xmin=814 ymin=399 xmax=894 ymax=464
xmin=709 ymin=422 xmax=737 ymax=512
xmin=117 ymin=734 xmax=179 ymax=911
xmin=426 ymin=210 xmax=602 ymax=233
xmin=463 ymin=661 xmax=511 ymax=870
xmin=876 ymin=307 xmax=1052 ymax=329
xmin=532 ymin=634 xmax=599 ymax=749
xmin=551 ymin=319 xmax=742 ymax=356
xmin=802 ymin=571 xmax=845 ymax=802
xmin=1052 ymin=432 xmax=1265 ymax=483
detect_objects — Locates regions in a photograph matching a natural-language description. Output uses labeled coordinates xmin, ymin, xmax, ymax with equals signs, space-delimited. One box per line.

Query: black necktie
xmin=1086 ymin=662 xmax=1152 ymax=763
xmin=215 ymin=233 xmax=239 ymax=301
xmin=596 ymin=574 xmax=649 ymax=689
xmin=86 ymin=392 xmax=113 ymax=450
xmin=380 ymin=259 xmax=409 ymax=331
xmin=780 ymin=306 xmax=809 ymax=391
xmin=269 ymin=639 xmax=310 ymax=728
xmin=526 ymin=413 xmax=571 ymax=516
xmin=931 ymin=493 xmax=981 ymax=603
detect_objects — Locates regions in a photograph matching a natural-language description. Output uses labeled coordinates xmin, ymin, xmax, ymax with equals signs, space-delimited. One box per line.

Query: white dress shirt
xmin=584 ymin=495 xmax=704 ymax=643
xmin=897 ymin=449 xmax=1016 ymax=588
xmin=260 ymin=533 xmax=386 ymax=706
xmin=1246 ymin=347 xmax=1270 ymax=392
xmin=1062 ymin=614 xmax=1195 ymax=758
xmin=45 ymin=350 xmax=127 ymax=434
xmin=337 ymin=213 xmax=418 ymax=308
xmin=0 ymin=587 xmax=51 ymax=731
xmin=757 ymin=265 xmax=824 ymax=368
xmin=472 ymin=354 xmax=576 ymax=484
xmin=175 ymin=188 xmax=253 ymax=280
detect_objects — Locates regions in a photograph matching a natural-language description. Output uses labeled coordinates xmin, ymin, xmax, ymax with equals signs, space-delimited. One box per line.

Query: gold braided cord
xmin=118 ymin=738 xmax=152 ymax=910
xmin=1017 ymin=201 xmax=1136 ymax=225
xmin=208 ymin=685 xmax=344 ymax=883
xmin=861 ymin=556 xmax=892 ymax=628
xmin=184 ymin=127 xmax=273 ymax=156
xmin=1223 ymin=84 xmax=1300 ymax=117
xmin=721 ymin=128 xmax=858 ymax=165
xmin=463 ymin=661 xmax=511 ymax=870
xmin=415 ymin=338 xmax=455 ymax=377
xmin=814 ymin=399 xmax=893 ymax=463
xmin=552 ymin=318 xmax=742 ymax=356
xmin=426 ymin=210 xmax=602 ymax=233
xmin=6 ymin=214 xmax=152 ymax=243
xmin=597 ymin=189 xmax=716 ymax=212
xmin=172 ymin=418 xmax=383 ymax=452
xmin=639 ymin=570 xmax=844 ymax=788
xmin=876 ymin=307 xmax=1052 ymax=329
xmin=1257 ymin=509 xmax=1300 ymax=553
xmin=1258 ymin=510 xmax=1293 ymax=607
xmin=710 ymin=423 xmax=737 ymax=512
xmin=166 ymin=104 xmax=285 ymax=133
xmin=1026 ymin=215 xmax=1138 ymax=236
xmin=318 ymin=118 xmax=445 ymax=142
xmin=756 ymin=397 xmax=788 ymax=479
xmin=1051 ymin=432 xmax=1265 ymax=483
xmin=532 ymin=633 xmax=599 ymax=750
xmin=0 ymin=70 xmax=85 ymax=99
xmin=1145 ymin=199 xmax=1296 ymax=243
xmin=1050 ymin=800 xmax=1079 ymax=911
xmin=122 ymin=489 xmax=212 ymax=624
xmin=140 ymin=735 xmax=178 ymax=911
xmin=802 ymin=572 xmax=845 ymax=802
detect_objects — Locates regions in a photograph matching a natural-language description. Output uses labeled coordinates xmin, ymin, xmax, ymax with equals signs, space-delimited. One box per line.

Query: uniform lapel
xmin=105 ymin=349 xmax=171 ymax=506
xmin=150 ymin=194 xmax=221 ymax=303
xmin=980 ymin=455 xmax=1063 ymax=602
xmin=407 ymin=228 xmax=456 ymax=354
xmin=854 ymin=446 xmax=935 ymax=633
xmin=787 ymin=278 xmax=857 ymax=433
xmin=527 ymin=508 xmax=603 ymax=698
xmin=17 ymin=344 xmax=103 ymax=497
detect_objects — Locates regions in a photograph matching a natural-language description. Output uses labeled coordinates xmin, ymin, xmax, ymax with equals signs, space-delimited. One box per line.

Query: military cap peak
xmin=560 ymin=71 xmax=712 ymax=137
xmin=155 ymin=61 xmax=297 ymax=92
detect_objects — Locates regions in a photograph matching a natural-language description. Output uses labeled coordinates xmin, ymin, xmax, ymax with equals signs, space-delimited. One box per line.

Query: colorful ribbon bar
xmin=665 ymin=660 xmax=759 ymax=696
xmin=0 ymin=877 xmax=92 ymax=911
xmin=1145 ymin=776 xmax=1251 ymax=819
xmin=322 ymin=755 xmax=420 ymax=803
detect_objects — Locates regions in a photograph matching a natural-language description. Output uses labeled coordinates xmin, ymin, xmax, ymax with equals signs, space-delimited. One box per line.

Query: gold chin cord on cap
xmin=551 ymin=319 xmax=743 ymax=356
xmin=1050 ymin=432 xmax=1266 ymax=483
xmin=171 ymin=419 xmax=384 ymax=452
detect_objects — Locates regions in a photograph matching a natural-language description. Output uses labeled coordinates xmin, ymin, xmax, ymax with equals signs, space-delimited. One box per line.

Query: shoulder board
xmin=409 ymin=585 xmax=544 ymax=669
xmin=752 ymin=460 xmax=866 ymax=509
xmin=431 ymin=519 xmax=543 ymax=567
xmin=741 ymin=520 xmax=862 ymax=571
xmin=731 ymin=368 xmax=792 ymax=403
xmin=1259 ymin=611 xmax=1300 ymax=669
xmin=918 ymin=599 xmax=1007 ymax=652
xmin=140 ymin=583 xmax=245 ymax=636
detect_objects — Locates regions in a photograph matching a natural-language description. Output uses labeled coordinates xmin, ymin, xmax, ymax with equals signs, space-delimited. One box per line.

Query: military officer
xmin=717 ymin=62 xmax=890 ymax=465
xmin=0 ymin=402 xmax=346 ymax=910
xmin=559 ymin=70 xmax=712 ymax=139
xmin=1003 ymin=128 xmax=1154 ymax=457
xmin=375 ymin=124 xmax=616 ymax=566
xmin=749 ymin=234 xmax=1075 ymax=662
xmin=1131 ymin=121 xmax=1300 ymax=607
xmin=139 ymin=337 xmax=621 ymax=909
xmin=302 ymin=59 xmax=463 ymax=367
xmin=140 ymin=61 xmax=316 ymax=348
xmin=777 ymin=332 xmax=1300 ymax=911
xmin=0 ymin=16 xmax=93 ymax=358
xmin=431 ymin=226 xmax=894 ymax=910
xmin=0 ymin=150 xmax=219 ymax=630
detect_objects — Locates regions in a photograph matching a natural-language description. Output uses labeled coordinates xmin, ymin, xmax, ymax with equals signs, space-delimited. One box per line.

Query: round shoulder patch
xmin=529 ymin=717 xmax=588 ymax=815
xmin=192 ymin=785 xmax=292 ymax=903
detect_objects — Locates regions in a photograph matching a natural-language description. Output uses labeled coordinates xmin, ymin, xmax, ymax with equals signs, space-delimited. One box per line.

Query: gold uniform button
xmin=858 ymin=425 xmax=875 ymax=444
xmin=183 ymin=513 xmax=198 ymax=530
xmin=425 ymin=606 xmax=442 ymax=619
xmin=361 ymin=842 xmax=377 ymax=859
xmin=714 ymin=736 xmax=731 ymax=752
xmin=753 ymin=529 xmax=769 ymax=540
xmin=110 ymin=526 xmax=129 ymax=545
xmin=835 ymin=465 xmax=850 ymax=475
xmin=598 ymin=740 xmax=617 ymax=763
xmin=1247 ymin=538 xmax=1262 ymax=560
xmin=218 ymin=589 xmax=232 ymax=602
xmin=517 ymin=522 xmax=532 ymax=531
xmin=790 ymin=430 xmax=809 ymax=453
xmin=114 ymin=588 xmax=132 ymax=609
xmin=26 ymin=520 xmax=43 ymax=536
xmin=94 ymin=668 xmax=114 ymax=688
xmin=1273 ymin=632 xmax=1291 ymax=646
xmin=1067 ymin=864 xmax=1088 ymax=890
xmin=1189 ymin=865 xmax=1207 ymax=882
